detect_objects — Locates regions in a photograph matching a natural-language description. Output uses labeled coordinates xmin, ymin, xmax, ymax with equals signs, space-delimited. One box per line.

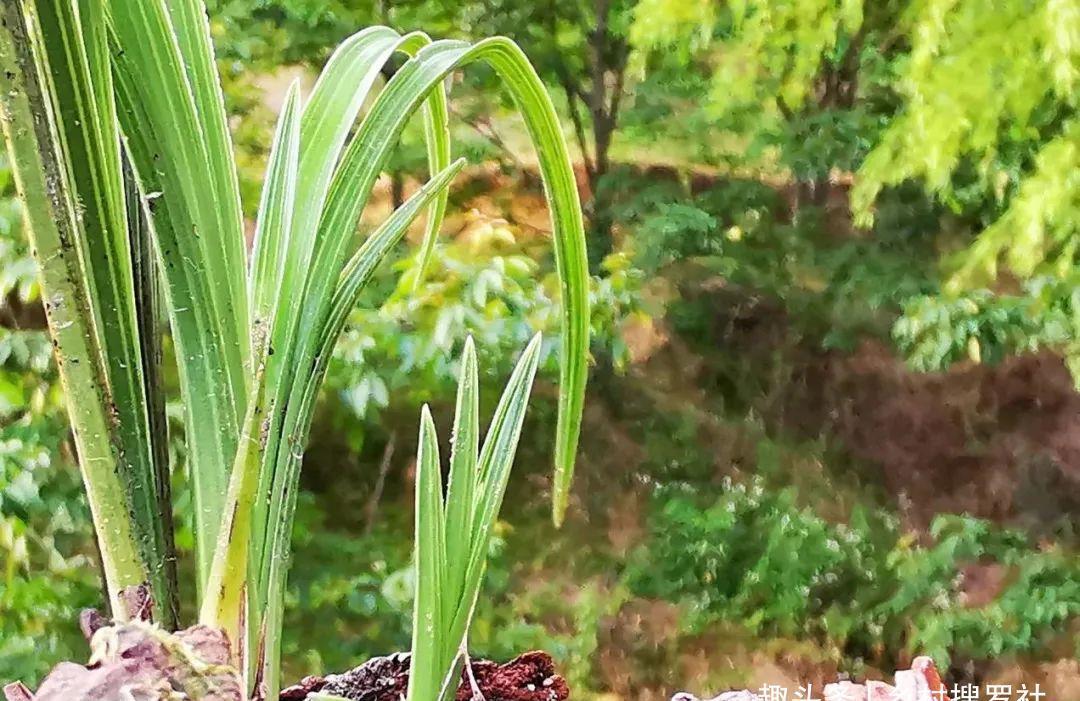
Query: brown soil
xmin=279 ymin=651 xmax=569 ymax=701
xmin=825 ymin=342 xmax=1080 ymax=530
xmin=640 ymin=276 xmax=1080 ymax=532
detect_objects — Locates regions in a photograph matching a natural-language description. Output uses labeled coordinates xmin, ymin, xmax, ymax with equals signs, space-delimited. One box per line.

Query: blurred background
xmin=1 ymin=1 xmax=1078 ymax=698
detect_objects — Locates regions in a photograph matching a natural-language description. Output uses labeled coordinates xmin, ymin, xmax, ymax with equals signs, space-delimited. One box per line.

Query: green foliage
xmin=772 ymin=108 xmax=882 ymax=184
xmin=631 ymin=0 xmax=863 ymax=114
xmin=0 ymin=300 xmax=98 ymax=686
xmin=882 ymin=516 xmax=1080 ymax=664
xmin=630 ymin=0 xmax=1079 ymax=377
xmin=3 ymin=0 xmax=1078 ymax=692
xmin=853 ymin=1 xmax=1079 ymax=289
xmin=626 ymin=480 xmax=884 ymax=639
xmin=0 ymin=420 xmax=98 ymax=686
xmin=895 ymin=277 xmax=1080 ymax=381
xmin=281 ymin=506 xmax=624 ymax=698
xmin=1 ymin=0 xmax=169 ymax=618
xmin=409 ymin=337 xmax=540 ymax=701
xmin=0 ymin=161 xmax=35 ymax=307
xmin=623 ymin=174 xmax=938 ymax=351
xmin=634 ymin=202 xmax=722 ymax=272
xmin=281 ymin=501 xmax=414 ymax=679
xmin=628 ymin=482 xmax=1080 ymax=666
xmin=327 ymin=227 xmax=644 ymax=428
xmin=629 ymin=0 xmax=896 ymax=179
xmin=471 ymin=575 xmax=628 ymax=697
xmin=631 ymin=0 xmax=1078 ymax=291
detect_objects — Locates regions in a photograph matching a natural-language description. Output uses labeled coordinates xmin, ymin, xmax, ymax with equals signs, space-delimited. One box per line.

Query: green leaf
xmin=248 ymin=81 xmax=302 ymax=355
xmin=0 ymin=0 xmax=147 ymax=616
xmin=443 ymin=336 xmax=480 ymax=611
xmin=454 ymin=333 xmax=542 ymax=637
xmin=4 ymin=7 xmax=589 ymax=692
xmin=251 ymin=157 xmax=466 ymax=693
xmin=407 ymin=335 xmax=542 ymax=701
xmin=287 ymin=36 xmax=590 ymax=528
xmin=198 ymin=84 xmax=303 ymax=644
xmin=42 ymin=0 xmax=180 ymax=626
xmin=107 ymin=0 xmax=249 ymax=585
xmin=249 ymin=31 xmax=431 ymax=647
xmin=413 ymin=71 xmax=453 ymax=288
xmin=245 ymin=33 xmax=589 ymax=693
xmin=411 ymin=404 xmax=447 ymax=701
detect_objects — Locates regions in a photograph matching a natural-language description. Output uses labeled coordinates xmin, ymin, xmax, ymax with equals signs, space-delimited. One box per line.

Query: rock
xmin=2 ymin=683 xmax=33 ymax=701
xmin=6 ymin=621 xmax=242 ymax=701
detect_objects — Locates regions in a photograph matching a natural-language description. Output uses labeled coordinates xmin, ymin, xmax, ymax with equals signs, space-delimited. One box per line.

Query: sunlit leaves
xmin=632 ymin=0 xmax=1079 ymax=369
xmin=628 ymin=0 xmax=717 ymax=58
xmin=630 ymin=0 xmax=866 ymax=116
xmin=894 ymin=276 xmax=1080 ymax=386
xmin=852 ymin=0 xmax=1079 ymax=286
xmin=941 ymin=119 xmax=1079 ymax=290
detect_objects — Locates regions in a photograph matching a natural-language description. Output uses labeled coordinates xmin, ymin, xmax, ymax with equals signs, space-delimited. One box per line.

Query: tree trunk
xmin=586 ymin=123 xmax=614 ymax=271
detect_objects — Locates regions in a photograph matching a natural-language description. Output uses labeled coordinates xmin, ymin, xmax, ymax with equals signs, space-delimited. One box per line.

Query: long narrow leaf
xmin=249 ymin=28 xmax=431 ymax=618
xmin=107 ymin=0 xmax=250 ymax=585
xmin=198 ymin=85 xmax=303 ymax=655
xmin=452 ymin=334 xmax=542 ymax=641
xmin=34 ymin=0 xmax=179 ymax=626
xmin=164 ymin=0 xmax=247 ymax=350
xmin=254 ymin=157 xmax=466 ymax=695
xmin=123 ymin=144 xmax=180 ymax=627
xmin=413 ymin=72 xmax=453 ymax=286
xmin=406 ymin=336 xmax=543 ymax=701
xmin=297 ymin=37 xmax=589 ymax=529
xmin=443 ymin=336 xmax=480 ymax=611
xmin=409 ymin=405 xmax=447 ymax=701
xmin=248 ymin=82 xmax=301 ymax=360
xmin=0 ymin=1 xmax=146 ymax=616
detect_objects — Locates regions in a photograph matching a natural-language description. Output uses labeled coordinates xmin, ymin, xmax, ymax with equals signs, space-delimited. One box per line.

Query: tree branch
xmin=556 ymin=69 xmax=595 ymax=179
xmin=447 ymin=103 xmax=524 ymax=169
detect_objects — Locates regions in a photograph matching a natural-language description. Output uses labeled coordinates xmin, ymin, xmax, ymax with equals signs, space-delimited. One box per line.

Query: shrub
xmin=627 ymin=482 xmax=1080 ymax=667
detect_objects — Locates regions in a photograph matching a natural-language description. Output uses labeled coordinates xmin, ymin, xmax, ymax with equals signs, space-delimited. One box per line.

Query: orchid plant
xmin=0 ymin=1 xmax=588 ymax=698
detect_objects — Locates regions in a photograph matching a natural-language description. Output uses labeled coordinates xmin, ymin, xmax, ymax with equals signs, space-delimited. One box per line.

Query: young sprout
xmin=410 ymin=335 xmax=542 ymax=701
